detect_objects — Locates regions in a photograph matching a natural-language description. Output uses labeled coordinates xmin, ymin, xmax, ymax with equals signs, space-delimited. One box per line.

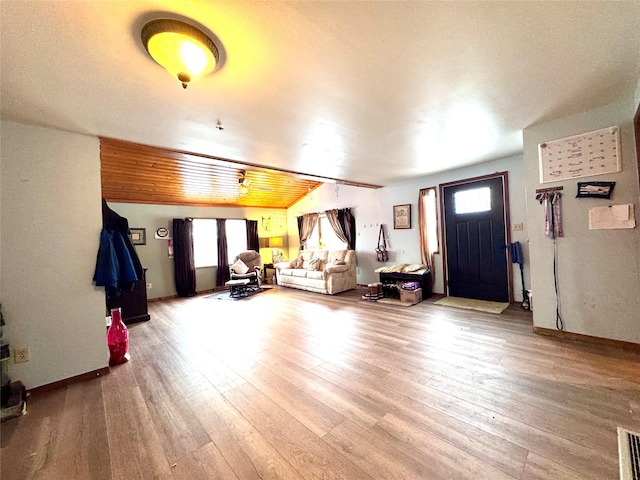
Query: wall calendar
xmin=538 ymin=126 xmax=621 ymax=183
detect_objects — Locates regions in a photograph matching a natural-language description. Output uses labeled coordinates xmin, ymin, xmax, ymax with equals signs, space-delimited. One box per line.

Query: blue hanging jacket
xmin=93 ymin=229 xmax=138 ymax=295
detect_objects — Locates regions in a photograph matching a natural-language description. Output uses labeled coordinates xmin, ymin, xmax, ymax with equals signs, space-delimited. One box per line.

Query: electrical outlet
xmin=13 ymin=347 xmax=29 ymax=364
xmin=146 ymin=283 xmax=152 ymax=290
xmin=513 ymin=223 xmax=524 ymax=231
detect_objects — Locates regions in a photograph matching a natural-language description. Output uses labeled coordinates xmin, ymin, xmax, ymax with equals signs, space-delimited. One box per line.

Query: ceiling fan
xmin=238 ymin=170 xmax=273 ymax=195
xmin=238 ymin=170 xmax=251 ymax=195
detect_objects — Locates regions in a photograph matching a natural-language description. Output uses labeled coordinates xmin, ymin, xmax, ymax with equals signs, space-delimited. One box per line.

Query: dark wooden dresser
xmin=107 ymin=268 xmax=150 ymax=325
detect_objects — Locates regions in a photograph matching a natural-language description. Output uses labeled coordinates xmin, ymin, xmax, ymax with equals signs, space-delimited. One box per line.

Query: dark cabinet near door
xmin=107 ymin=268 xmax=150 ymax=325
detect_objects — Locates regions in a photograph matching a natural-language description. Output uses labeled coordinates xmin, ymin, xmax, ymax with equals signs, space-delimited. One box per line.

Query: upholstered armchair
xmin=229 ymin=250 xmax=262 ymax=289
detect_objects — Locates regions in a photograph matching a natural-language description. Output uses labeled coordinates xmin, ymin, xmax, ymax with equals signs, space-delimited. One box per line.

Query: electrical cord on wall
xmin=536 ymin=188 xmax=564 ymax=331
xmin=553 ymin=237 xmax=564 ymax=330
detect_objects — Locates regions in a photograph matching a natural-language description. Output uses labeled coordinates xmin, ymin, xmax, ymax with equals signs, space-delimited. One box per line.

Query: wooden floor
xmin=2 ymin=287 xmax=639 ymax=479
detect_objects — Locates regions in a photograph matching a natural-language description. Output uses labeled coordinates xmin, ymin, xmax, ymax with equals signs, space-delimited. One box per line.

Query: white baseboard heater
xmin=618 ymin=427 xmax=640 ymax=480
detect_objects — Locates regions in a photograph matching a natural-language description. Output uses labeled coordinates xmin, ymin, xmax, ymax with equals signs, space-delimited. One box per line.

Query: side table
xmin=263 ymin=263 xmax=276 ymax=284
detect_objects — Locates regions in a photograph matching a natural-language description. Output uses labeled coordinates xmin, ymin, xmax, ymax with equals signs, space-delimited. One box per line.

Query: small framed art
xmin=129 ymin=228 xmax=146 ymax=245
xmin=393 ymin=204 xmax=411 ymax=229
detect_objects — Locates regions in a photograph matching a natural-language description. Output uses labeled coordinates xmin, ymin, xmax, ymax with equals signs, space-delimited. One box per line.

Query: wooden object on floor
xmin=399 ymin=287 xmax=422 ymax=304
xmin=262 ymin=263 xmax=276 ymax=284
xmin=27 ymin=367 xmax=110 ymax=396
xmin=107 ymin=268 xmax=150 ymax=325
xmin=379 ymin=270 xmax=432 ymax=298
xmin=533 ymin=326 xmax=640 ymax=352
xmin=1 ymin=287 xmax=638 ymax=480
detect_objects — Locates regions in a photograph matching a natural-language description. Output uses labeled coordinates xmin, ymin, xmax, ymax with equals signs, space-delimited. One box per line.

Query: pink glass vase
xmin=107 ymin=308 xmax=130 ymax=366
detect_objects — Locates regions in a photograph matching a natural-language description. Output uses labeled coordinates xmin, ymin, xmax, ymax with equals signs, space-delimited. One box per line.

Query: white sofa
xmin=274 ymin=249 xmax=356 ymax=295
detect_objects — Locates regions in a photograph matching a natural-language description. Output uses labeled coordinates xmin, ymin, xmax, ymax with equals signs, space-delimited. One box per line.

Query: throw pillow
xmin=308 ymin=258 xmax=323 ymax=271
xmin=290 ymin=256 xmax=303 ymax=269
xmin=230 ymin=259 xmax=249 ymax=274
xmin=403 ymin=264 xmax=427 ymax=273
xmin=331 ymin=259 xmax=346 ymax=266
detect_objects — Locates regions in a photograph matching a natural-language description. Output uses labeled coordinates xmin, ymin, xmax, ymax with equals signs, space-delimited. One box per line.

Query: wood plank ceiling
xmin=100 ymin=138 xmax=325 ymax=209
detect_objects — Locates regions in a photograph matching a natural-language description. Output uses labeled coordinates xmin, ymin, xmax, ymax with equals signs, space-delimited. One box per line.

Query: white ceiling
xmin=2 ymin=1 xmax=639 ymax=187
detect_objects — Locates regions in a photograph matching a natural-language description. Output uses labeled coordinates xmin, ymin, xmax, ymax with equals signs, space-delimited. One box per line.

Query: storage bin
xmin=399 ymin=288 xmax=422 ymax=304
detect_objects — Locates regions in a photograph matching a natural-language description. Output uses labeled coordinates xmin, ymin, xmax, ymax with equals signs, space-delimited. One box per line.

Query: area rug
xmin=361 ymin=297 xmax=416 ymax=307
xmin=378 ymin=297 xmax=418 ymax=307
xmin=206 ymin=286 xmax=270 ymax=301
xmin=434 ymin=296 xmax=509 ymax=314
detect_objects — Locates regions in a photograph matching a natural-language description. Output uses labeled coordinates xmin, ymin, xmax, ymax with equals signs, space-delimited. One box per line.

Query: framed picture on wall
xmin=129 ymin=228 xmax=146 ymax=245
xmin=393 ymin=204 xmax=411 ymax=229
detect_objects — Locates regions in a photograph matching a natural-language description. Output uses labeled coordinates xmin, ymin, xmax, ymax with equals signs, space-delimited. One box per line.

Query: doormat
xmin=206 ymin=287 xmax=270 ymax=301
xmin=434 ymin=296 xmax=509 ymax=314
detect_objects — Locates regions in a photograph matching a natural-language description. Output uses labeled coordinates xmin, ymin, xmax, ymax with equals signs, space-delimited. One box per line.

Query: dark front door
xmin=443 ymin=176 xmax=509 ymax=302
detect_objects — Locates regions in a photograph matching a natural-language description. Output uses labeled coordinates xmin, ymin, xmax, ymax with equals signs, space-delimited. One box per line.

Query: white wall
xmin=1 ymin=121 xmax=108 ymax=388
xmin=288 ymin=154 xmax=529 ymax=298
xmin=287 ymin=184 xmax=379 ymax=283
xmin=523 ymin=98 xmax=640 ymax=344
xmin=110 ymin=203 xmax=289 ymax=299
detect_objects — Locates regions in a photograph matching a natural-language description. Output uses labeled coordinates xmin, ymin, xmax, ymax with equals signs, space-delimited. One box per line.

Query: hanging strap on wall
xmin=376 ymin=224 xmax=389 ymax=262
xmin=553 ymin=237 xmax=564 ymax=331
xmin=377 ymin=225 xmax=386 ymax=250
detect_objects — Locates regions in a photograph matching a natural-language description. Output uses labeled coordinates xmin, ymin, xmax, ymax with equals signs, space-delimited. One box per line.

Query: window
xmin=423 ymin=188 xmax=439 ymax=253
xmin=454 ymin=187 xmax=491 ymax=214
xmin=225 ymin=219 xmax=248 ymax=259
xmin=192 ymin=219 xmax=217 ymax=268
xmin=193 ymin=218 xmax=249 ymax=268
xmin=306 ymin=215 xmax=347 ymax=250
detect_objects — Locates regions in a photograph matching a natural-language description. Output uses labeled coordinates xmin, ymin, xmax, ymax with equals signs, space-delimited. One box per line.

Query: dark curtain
xmin=216 ymin=219 xmax=230 ymax=286
xmin=325 ymin=208 xmax=356 ymax=250
xmin=297 ymin=216 xmax=304 ymax=246
xmin=325 ymin=209 xmax=347 ymax=244
xmin=338 ymin=207 xmax=356 ymax=250
xmin=296 ymin=213 xmax=319 ymax=250
xmin=172 ymin=218 xmax=196 ymax=297
xmin=246 ymin=220 xmax=259 ymax=251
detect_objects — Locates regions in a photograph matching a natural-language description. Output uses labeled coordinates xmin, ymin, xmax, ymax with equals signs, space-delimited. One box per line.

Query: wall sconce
xmin=141 ymin=19 xmax=220 ymax=89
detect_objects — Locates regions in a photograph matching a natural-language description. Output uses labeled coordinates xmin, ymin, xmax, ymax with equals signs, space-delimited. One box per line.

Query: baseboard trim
xmin=148 ymin=289 xmax=220 ymax=302
xmin=27 ymin=367 xmax=111 ymax=396
xmin=197 ymin=289 xmax=216 ymax=295
xmin=533 ymin=326 xmax=640 ymax=352
xmin=148 ymin=295 xmax=176 ymax=302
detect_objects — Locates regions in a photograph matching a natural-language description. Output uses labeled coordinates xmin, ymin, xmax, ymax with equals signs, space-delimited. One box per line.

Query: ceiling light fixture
xmin=141 ymin=19 xmax=219 ymax=89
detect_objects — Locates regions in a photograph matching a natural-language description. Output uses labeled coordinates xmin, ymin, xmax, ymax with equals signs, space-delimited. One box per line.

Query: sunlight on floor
xmin=425 ymin=316 xmax=462 ymax=347
xmin=300 ymin=305 xmax=358 ymax=362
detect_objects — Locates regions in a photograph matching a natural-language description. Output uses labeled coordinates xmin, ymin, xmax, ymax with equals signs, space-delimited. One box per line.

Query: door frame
xmin=634 ymin=101 xmax=640 ymax=190
xmin=439 ymin=171 xmax=513 ymax=303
